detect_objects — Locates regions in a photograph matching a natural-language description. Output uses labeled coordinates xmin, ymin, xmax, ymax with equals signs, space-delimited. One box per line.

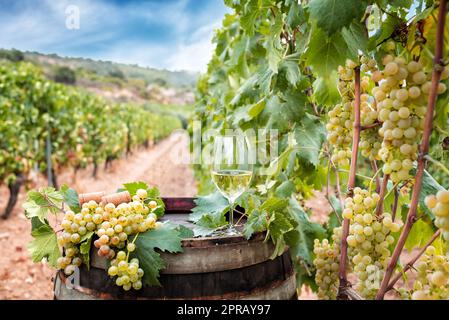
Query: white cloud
xmin=165 ymin=21 xmax=221 ymax=72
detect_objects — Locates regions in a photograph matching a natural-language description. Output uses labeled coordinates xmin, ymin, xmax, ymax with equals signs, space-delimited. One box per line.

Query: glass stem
xmin=229 ymin=199 xmax=235 ymax=229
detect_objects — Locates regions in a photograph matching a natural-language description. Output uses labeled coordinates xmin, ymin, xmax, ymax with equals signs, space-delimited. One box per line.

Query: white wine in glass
xmin=211 ymin=134 xmax=253 ymax=235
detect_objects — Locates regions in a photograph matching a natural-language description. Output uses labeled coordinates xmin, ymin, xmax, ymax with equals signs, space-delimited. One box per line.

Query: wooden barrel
xmin=54 ymin=198 xmax=297 ymax=300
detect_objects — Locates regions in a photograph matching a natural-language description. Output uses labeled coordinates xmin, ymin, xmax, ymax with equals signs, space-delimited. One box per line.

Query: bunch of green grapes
xmin=359 ymin=56 xmax=383 ymax=160
xmin=92 ymin=190 xmax=160 ymax=258
xmin=343 ymin=187 xmax=402 ymax=299
xmin=373 ymin=49 xmax=448 ymax=182
xmin=410 ymin=246 xmax=449 ymax=300
xmin=328 ymin=58 xmax=382 ymax=165
xmin=313 ymin=227 xmax=342 ymax=300
xmin=326 ymin=102 xmax=353 ymax=166
xmin=425 ymin=190 xmax=449 ymax=241
xmin=327 ymin=60 xmax=361 ymax=166
xmin=56 ymin=245 xmax=82 ymax=276
xmin=108 ymin=251 xmax=144 ymax=291
xmin=360 ymin=91 xmax=382 ymax=160
xmin=56 ymin=188 xmax=161 ymax=291
xmin=57 ymin=200 xmax=104 ymax=274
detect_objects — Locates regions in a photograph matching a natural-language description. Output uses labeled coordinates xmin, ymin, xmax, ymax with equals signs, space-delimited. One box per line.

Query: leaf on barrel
xmin=189 ymin=191 xmax=229 ymax=223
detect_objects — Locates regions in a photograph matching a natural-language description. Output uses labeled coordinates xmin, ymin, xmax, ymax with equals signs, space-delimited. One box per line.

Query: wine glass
xmin=211 ymin=133 xmax=253 ymax=235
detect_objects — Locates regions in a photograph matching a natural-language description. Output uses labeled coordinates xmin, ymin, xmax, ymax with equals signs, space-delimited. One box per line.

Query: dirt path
xmin=0 ymin=131 xmax=196 ymax=300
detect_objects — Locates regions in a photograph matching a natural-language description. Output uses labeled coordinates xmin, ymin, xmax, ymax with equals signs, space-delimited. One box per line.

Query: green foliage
xmin=60 ymin=184 xmax=80 ymax=212
xmin=53 ymin=66 xmax=76 ymax=84
xmin=192 ymin=0 xmax=449 ymax=296
xmin=308 ymin=0 xmax=367 ymax=35
xmin=27 ymin=218 xmax=60 ymax=267
xmin=108 ymin=68 xmax=126 ymax=80
xmin=80 ymin=233 xmax=93 ymax=269
xmin=0 ymin=48 xmax=24 ymax=62
xmin=189 ymin=192 xmax=229 ymax=236
xmin=405 ymin=219 xmax=437 ymax=252
xmin=189 ymin=192 xmax=229 ymax=223
xmin=305 ymin=27 xmax=356 ymax=76
xmin=23 ymin=187 xmax=63 ymax=222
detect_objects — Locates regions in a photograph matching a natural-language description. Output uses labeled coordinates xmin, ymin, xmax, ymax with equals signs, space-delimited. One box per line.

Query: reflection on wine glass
xmin=211 ymin=133 xmax=253 ymax=235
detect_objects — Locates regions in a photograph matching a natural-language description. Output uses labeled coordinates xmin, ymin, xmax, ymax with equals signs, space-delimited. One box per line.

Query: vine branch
xmin=338 ymin=66 xmax=361 ymax=299
xmin=376 ymin=0 xmax=447 ymax=300
xmin=375 ymin=174 xmax=389 ymax=217
xmin=391 ymin=186 xmax=399 ymax=221
xmin=371 ymin=160 xmax=381 ymax=193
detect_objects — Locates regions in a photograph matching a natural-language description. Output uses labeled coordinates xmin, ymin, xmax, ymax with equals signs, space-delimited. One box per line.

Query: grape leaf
xmin=281 ymin=60 xmax=301 ymax=87
xmin=419 ymin=169 xmax=445 ymax=219
xmin=275 ymin=180 xmax=296 ymax=198
xmin=27 ymin=220 xmax=60 ymax=267
xmin=305 ymin=27 xmax=353 ymax=77
xmin=80 ymin=232 xmax=93 ymax=269
xmin=23 ymin=188 xmax=64 ymax=222
xmin=189 ymin=191 xmax=229 ymax=223
xmin=232 ymin=99 xmax=266 ymax=126
xmin=257 ymin=67 xmax=275 ymax=95
xmin=341 ymin=21 xmax=368 ymax=54
xmin=293 ymin=113 xmax=326 ymax=167
xmin=368 ymin=13 xmax=404 ymax=49
xmin=267 ymin=211 xmax=295 ymax=258
xmin=122 ymin=181 xmax=149 ymax=196
xmin=229 ymin=36 xmax=249 ymax=68
xmin=286 ymin=0 xmax=305 ymax=29
xmin=266 ymin=12 xmax=284 ymax=74
xmin=405 ymin=219 xmax=437 ymax=251
xmin=176 ymin=225 xmax=194 ymax=239
xmin=383 ymin=0 xmax=412 ymax=8
xmin=131 ymin=226 xmax=183 ymax=286
xmin=260 ymin=197 xmax=289 ymax=212
xmin=287 ymin=198 xmax=326 ymax=265
xmin=261 ymin=95 xmax=300 ymax=132
xmin=243 ymin=209 xmax=268 ymax=239
xmin=312 ymin=72 xmax=339 ymax=106
xmin=240 ymin=0 xmax=259 ymax=36
xmin=308 ymin=0 xmax=367 ymax=35
xmin=60 ymin=184 xmax=80 ymax=213
xmin=192 ymin=214 xmax=227 ymax=237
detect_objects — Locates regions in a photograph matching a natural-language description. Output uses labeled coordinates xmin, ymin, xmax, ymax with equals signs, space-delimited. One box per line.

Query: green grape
xmin=127 ymin=243 xmax=136 ymax=252
xmin=372 ymin=54 xmax=447 ymax=183
xmin=425 ymin=190 xmax=449 ymax=240
xmin=313 ymin=227 xmax=342 ymax=300
xmin=410 ymin=246 xmax=449 ymax=300
xmin=345 ymin=188 xmax=402 ymax=299
xmin=54 ymin=194 xmax=160 ymax=291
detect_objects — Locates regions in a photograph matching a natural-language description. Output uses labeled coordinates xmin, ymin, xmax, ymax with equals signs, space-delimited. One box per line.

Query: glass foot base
xmin=210 ymin=224 xmax=241 ymax=237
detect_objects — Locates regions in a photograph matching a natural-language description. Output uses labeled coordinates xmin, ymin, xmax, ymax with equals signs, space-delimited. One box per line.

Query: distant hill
xmin=0 ymin=48 xmax=197 ymax=106
xmin=24 ymin=51 xmax=198 ymax=89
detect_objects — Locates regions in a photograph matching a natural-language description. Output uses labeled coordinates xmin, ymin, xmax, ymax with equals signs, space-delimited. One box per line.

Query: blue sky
xmin=0 ymin=0 xmax=230 ymax=72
